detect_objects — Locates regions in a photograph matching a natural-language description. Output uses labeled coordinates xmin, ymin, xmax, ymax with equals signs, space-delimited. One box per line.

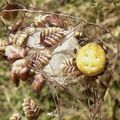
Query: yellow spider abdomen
xmin=76 ymin=43 xmax=106 ymax=76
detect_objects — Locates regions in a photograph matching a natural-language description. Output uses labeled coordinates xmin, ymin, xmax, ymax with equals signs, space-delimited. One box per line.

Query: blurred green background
xmin=0 ymin=0 xmax=120 ymax=120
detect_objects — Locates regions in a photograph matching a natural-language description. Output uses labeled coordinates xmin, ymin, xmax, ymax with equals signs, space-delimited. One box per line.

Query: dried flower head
xmin=22 ymin=98 xmax=42 ymax=120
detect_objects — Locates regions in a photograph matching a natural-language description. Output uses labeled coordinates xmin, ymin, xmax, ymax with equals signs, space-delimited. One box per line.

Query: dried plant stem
xmin=0 ymin=8 xmax=87 ymax=23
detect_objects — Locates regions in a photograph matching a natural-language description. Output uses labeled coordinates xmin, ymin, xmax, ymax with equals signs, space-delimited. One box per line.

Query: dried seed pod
xmin=29 ymin=49 xmax=51 ymax=70
xmin=40 ymin=27 xmax=64 ymax=47
xmin=40 ymin=27 xmax=64 ymax=42
xmin=8 ymin=33 xmax=28 ymax=46
xmin=61 ymin=58 xmax=81 ymax=76
xmin=34 ymin=14 xmax=67 ymax=28
xmin=22 ymin=98 xmax=42 ymax=120
xmin=46 ymin=15 xmax=67 ymax=28
xmin=74 ymin=31 xmax=89 ymax=46
xmin=34 ymin=14 xmax=49 ymax=27
xmin=9 ymin=27 xmax=35 ymax=46
xmin=10 ymin=113 xmax=21 ymax=120
xmin=74 ymin=31 xmax=83 ymax=38
xmin=32 ymin=73 xmax=45 ymax=92
xmin=11 ymin=72 xmax=20 ymax=87
xmin=0 ymin=39 xmax=9 ymax=51
xmin=0 ymin=3 xmax=19 ymax=25
xmin=11 ymin=58 xmax=30 ymax=86
xmin=42 ymin=32 xmax=64 ymax=47
xmin=5 ymin=45 xmax=27 ymax=60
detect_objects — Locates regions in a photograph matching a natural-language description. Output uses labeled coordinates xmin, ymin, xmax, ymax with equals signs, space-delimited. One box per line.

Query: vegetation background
xmin=0 ymin=0 xmax=120 ymax=120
